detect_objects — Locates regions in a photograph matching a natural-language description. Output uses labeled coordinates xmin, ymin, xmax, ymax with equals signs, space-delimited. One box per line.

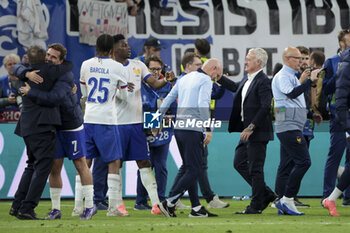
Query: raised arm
xmin=217 ymin=75 xmax=239 ymax=92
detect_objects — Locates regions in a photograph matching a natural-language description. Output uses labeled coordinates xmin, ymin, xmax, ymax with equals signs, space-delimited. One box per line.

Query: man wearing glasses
xmin=272 ymin=46 xmax=322 ymax=215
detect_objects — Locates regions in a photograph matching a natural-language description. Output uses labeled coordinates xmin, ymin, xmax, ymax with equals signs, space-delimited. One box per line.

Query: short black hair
xmin=194 ymin=38 xmax=210 ymax=56
xmin=113 ymin=34 xmax=125 ymax=44
xmin=272 ymin=62 xmax=283 ymax=77
xmin=96 ymin=34 xmax=114 ymax=53
xmin=27 ymin=45 xmax=46 ymax=64
xmin=310 ymin=51 xmax=325 ymax=67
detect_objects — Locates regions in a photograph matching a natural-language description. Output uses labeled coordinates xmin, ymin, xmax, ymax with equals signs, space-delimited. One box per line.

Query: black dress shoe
xmin=294 ymin=197 xmax=310 ymax=207
xmin=261 ymin=192 xmax=278 ymax=210
xmin=9 ymin=208 xmax=18 ymax=216
xmin=235 ymin=206 xmax=262 ymax=214
xmin=17 ymin=211 xmax=44 ymax=220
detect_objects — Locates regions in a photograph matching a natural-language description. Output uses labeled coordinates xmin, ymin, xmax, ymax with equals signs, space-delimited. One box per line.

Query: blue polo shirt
xmin=272 ymin=65 xmax=307 ymax=133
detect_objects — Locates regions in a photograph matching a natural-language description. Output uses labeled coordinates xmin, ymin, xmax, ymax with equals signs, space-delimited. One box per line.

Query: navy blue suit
xmin=334 ymin=47 xmax=350 ymax=192
xmin=218 ymin=72 xmax=275 ymax=211
xmin=14 ymin=63 xmax=62 ymax=136
xmin=25 ymin=61 xmax=83 ymax=130
xmin=11 ymin=62 xmax=68 ymax=215
xmin=322 ymin=52 xmax=350 ymax=198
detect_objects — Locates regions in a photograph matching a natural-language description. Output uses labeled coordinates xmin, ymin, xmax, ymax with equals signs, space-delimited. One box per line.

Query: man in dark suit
xmin=217 ymin=48 xmax=275 ymax=214
xmin=323 ymin=44 xmax=350 ymax=216
xmin=9 ymin=45 xmax=68 ymax=220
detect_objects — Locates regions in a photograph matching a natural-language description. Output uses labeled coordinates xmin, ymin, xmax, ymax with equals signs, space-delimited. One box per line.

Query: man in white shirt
xmin=157 ymin=59 xmax=222 ymax=218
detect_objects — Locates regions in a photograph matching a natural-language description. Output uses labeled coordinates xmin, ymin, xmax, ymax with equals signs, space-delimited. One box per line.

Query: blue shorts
xmin=117 ymin=123 xmax=150 ymax=161
xmin=85 ymin=123 xmax=123 ymax=163
xmin=56 ymin=129 xmax=87 ymax=160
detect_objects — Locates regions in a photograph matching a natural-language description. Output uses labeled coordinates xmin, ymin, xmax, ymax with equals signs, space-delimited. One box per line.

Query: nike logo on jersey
xmin=73 ymin=151 xmax=80 ymax=156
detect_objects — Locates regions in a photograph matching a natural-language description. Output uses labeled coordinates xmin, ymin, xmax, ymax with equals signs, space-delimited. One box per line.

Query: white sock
xmin=281 ymin=196 xmax=294 ymax=203
xmin=74 ymin=175 xmax=84 ymax=211
xmin=117 ymin=173 xmax=123 ymax=206
xmin=192 ymin=205 xmax=201 ymax=212
xmin=329 ymin=187 xmax=342 ymax=201
xmin=139 ymin=167 xmax=159 ymax=206
xmin=281 ymin=196 xmax=301 ymax=213
xmin=107 ymin=174 xmax=121 ymax=210
xmin=82 ymin=185 xmax=94 ymax=208
xmin=50 ymin=187 xmax=61 ymax=210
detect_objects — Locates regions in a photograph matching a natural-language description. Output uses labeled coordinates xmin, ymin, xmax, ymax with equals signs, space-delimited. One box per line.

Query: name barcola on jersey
xmin=90 ymin=67 xmax=109 ymax=74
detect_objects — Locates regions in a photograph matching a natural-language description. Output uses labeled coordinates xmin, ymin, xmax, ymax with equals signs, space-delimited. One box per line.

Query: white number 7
xmin=72 ymin=140 xmax=77 ymax=152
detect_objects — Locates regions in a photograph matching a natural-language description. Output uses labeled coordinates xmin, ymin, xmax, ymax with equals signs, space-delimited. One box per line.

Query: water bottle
xmin=241 ymin=196 xmax=250 ymax=201
xmin=232 ymin=196 xmax=241 ymax=201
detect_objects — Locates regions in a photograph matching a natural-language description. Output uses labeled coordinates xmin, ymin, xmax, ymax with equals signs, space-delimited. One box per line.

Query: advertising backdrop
xmin=0 ymin=123 xmax=338 ymax=198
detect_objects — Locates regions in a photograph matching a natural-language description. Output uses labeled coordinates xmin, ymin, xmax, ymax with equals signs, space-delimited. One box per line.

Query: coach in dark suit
xmin=9 ymin=45 xmax=67 ymax=220
xmin=217 ymin=48 xmax=275 ymax=214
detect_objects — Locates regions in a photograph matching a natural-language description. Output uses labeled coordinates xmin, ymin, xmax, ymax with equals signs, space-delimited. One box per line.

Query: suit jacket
xmin=13 ymin=62 xmax=64 ymax=137
xmin=335 ymin=47 xmax=350 ymax=133
xmin=218 ymin=71 xmax=274 ymax=142
xmin=25 ymin=61 xmax=83 ymax=130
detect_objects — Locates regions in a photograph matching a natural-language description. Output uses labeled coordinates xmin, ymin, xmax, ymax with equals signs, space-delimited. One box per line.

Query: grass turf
xmin=0 ymin=198 xmax=349 ymax=233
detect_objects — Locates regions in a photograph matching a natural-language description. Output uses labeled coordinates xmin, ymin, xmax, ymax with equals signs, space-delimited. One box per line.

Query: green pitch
xmin=0 ymin=199 xmax=349 ymax=233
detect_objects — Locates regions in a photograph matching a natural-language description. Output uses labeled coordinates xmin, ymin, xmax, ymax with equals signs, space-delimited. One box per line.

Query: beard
xmin=300 ymin=64 xmax=308 ymax=72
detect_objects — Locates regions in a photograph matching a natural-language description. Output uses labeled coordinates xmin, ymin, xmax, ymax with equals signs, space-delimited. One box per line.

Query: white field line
xmin=0 ymin=221 xmax=348 ymax=229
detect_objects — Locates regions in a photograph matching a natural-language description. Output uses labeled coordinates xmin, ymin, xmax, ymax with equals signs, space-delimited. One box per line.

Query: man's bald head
xmin=202 ymin=58 xmax=223 ymax=81
xmin=282 ymin=46 xmax=302 ymax=71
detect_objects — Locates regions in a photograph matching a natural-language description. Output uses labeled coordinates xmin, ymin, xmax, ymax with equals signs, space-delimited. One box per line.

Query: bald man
xmin=157 ymin=59 xmax=222 ymax=218
xmin=272 ymin=47 xmax=321 ymax=215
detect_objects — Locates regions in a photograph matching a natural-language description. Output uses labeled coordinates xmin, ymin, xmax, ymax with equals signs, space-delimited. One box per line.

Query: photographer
xmin=308 ymin=51 xmax=326 ymax=117
xmin=296 ymin=47 xmax=323 ymax=149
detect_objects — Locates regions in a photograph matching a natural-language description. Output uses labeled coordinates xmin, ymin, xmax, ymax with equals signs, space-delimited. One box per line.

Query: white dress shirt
xmin=241 ymin=69 xmax=262 ymax=121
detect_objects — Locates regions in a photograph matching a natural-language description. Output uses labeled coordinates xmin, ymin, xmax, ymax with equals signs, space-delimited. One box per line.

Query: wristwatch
xmin=247 ymin=124 xmax=254 ymax=131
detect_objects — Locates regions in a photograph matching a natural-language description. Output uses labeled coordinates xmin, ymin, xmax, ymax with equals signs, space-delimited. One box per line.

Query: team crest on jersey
xmin=296 ymin=136 xmax=302 ymax=144
xmin=133 ymin=67 xmax=141 ymax=75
